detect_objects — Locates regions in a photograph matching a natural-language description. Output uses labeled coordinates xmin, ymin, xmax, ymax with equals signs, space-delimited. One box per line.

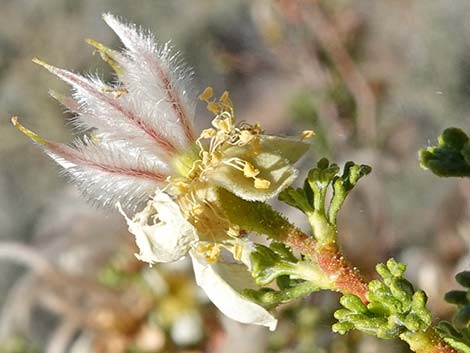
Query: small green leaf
xmin=390 ymin=279 xmax=415 ymax=305
xmin=340 ymin=294 xmax=369 ymax=314
xmin=455 ymin=305 xmax=470 ymax=329
xmin=305 ymin=159 xmax=339 ymax=212
xmin=328 ymin=161 xmax=371 ymax=225
xmin=276 ymin=275 xmax=292 ymax=290
xmin=242 ymin=281 xmax=320 ymax=310
xmin=278 ymin=187 xmax=314 ymax=214
xmin=269 ymin=243 xmax=299 ymax=262
xmin=386 ymin=258 xmax=407 ymax=278
xmin=376 ymin=263 xmax=392 ymax=281
xmin=419 ymin=127 xmax=470 ymax=177
xmin=404 ymin=314 xmax=422 ymax=332
xmin=251 ymin=244 xmax=299 ymax=286
xmin=438 ymin=321 xmax=462 ymax=338
xmin=332 ymin=321 xmax=355 ymax=334
xmin=456 ymin=272 xmax=470 ymax=288
xmin=443 ymin=337 xmax=470 ymax=353
xmin=445 ymin=290 xmax=468 ymax=306
xmin=411 ymin=291 xmax=432 ymax=327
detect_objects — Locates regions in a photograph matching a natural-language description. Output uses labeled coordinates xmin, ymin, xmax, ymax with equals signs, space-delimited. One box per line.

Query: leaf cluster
xmin=279 ymin=158 xmax=371 ymax=226
xmin=242 ymin=243 xmax=320 ymax=310
xmin=333 ymin=259 xmax=432 ymax=339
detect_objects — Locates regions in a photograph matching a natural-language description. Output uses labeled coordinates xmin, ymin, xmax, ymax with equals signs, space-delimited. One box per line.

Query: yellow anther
xmin=199 ymin=86 xmax=214 ymax=102
xmin=227 ymin=224 xmax=241 ymax=238
xmin=254 ymin=178 xmax=271 ymax=190
xmin=200 ymin=128 xmax=217 ymax=139
xmin=197 ymin=243 xmax=221 ymax=263
xmin=301 ymin=130 xmax=316 ymax=140
xmin=243 ymin=162 xmax=260 ymax=178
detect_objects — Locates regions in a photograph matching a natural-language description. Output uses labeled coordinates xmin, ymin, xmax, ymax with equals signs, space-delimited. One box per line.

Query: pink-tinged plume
xmin=14 ymin=14 xmax=197 ymax=211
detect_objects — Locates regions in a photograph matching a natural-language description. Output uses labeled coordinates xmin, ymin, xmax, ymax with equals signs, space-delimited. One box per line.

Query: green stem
xmin=217 ymin=189 xmax=456 ymax=352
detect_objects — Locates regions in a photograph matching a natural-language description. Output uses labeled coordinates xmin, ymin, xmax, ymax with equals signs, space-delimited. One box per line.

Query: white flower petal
xmin=190 ymin=251 xmax=277 ymax=331
xmin=209 ymin=136 xmax=310 ymax=202
xmin=259 ymin=135 xmax=310 ymax=163
xmin=119 ymin=193 xmax=196 ymax=263
xmin=210 ymin=151 xmax=297 ymax=202
xmin=103 ymin=13 xmax=196 ymax=147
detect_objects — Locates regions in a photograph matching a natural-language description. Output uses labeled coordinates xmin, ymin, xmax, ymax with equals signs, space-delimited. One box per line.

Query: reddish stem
xmin=283 ymin=228 xmax=368 ymax=302
xmin=282 ymin=228 xmax=457 ymax=353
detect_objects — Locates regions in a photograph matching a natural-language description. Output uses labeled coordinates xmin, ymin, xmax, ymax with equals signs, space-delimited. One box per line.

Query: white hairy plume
xmin=23 ymin=14 xmax=197 ymax=211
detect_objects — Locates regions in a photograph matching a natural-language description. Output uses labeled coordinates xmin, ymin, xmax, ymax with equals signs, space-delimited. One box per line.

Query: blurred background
xmin=0 ymin=0 xmax=469 ymax=352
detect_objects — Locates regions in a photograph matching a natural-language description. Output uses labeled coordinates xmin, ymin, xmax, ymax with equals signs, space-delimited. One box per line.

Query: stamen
xmin=227 ymin=224 xmax=241 ymax=238
xmin=102 ymin=87 xmax=129 ymax=98
xmin=220 ymin=91 xmax=231 ymax=106
xmin=222 ymin=158 xmax=246 ymax=172
xmin=243 ymin=162 xmax=260 ymax=178
xmin=212 ymin=115 xmax=233 ymax=133
xmin=194 ymin=87 xmax=272 ymax=192
xmin=11 ymin=117 xmax=46 ymax=145
xmin=198 ymin=86 xmax=214 ymax=101
xmin=223 ymin=158 xmax=271 ymax=190
xmin=254 ymin=178 xmax=271 ymax=190
xmin=173 ymin=181 xmax=190 ymax=194
xmin=191 ymin=203 xmax=204 ymax=217
xmin=200 ymin=128 xmax=217 ymax=139
xmin=86 ymin=38 xmax=122 ymax=75
xmin=196 ymin=243 xmax=221 ymax=263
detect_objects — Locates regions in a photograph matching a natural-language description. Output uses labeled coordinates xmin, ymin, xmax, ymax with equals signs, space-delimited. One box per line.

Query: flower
xmin=13 ymin=13 xmax=311 ymax=330
xmin=118 ymin=192 xmax=278 ymax=330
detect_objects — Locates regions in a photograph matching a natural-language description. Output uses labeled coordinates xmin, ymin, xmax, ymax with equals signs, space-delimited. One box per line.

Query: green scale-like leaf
xmin=333 ymin=259 xmax=432 ymax=340
xmin=279 ymin=158 xmax=371 ymax=245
